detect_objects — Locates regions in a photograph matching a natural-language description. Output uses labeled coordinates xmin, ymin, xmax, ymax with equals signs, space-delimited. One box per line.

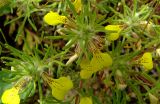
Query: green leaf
xmin=66 ymin=0 xmax=77 ymax=16
xmin=63 ymin=36 xmax=78 ymax=50
xmin=0 ymin=45 xmax=2 ymax=55
xmin=0 ymin=70 xmax=18 ymax=102
xmin=0 ymin=0 xmax=12 ymax=16
xmin=28 ymin=17 xmax=37 ymax=31
xmin=45 ymin=35 xmax=70 ymax=40
xmin=20 ymin=80 xmax=36 ymax=100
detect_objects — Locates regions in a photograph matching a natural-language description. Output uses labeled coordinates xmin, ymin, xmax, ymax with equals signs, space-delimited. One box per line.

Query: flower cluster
xmin=0 ymin=0 xmax=160 ymax=104
xmin=43 ymin=1 xmax=113 ymax=80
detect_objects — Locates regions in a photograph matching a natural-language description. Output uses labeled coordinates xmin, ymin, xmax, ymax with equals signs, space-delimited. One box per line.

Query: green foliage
xmin=0 ymin=0 xmax=160 ymax=104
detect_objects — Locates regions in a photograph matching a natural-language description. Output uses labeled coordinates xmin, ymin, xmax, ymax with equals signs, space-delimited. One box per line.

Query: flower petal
xmin=80 ymin=52 xmax=112 ymax=79
xmin=1 ymin=87 xmax=20 ymax=104
xmin=73 ymin=0 xmax=82 ymax=13
xmin=105 ymin=25 xmax=122 ymax=41
xmin=53 ymin=77 xmax=73 ymax=91
xmin=42 ymin=72 xmax=73 ymax=100
xmin=80 ymin=58 xmax=96 ymax=79
xmin=43 ymin=11 xmax=67 ymax=25
xmin=80 ymin=68 xmax=94 ymax=79
xmin=80 ymin=57 xmax=91 ymax=70
xmin=51 ymin=77 xmax=73 ymax=100
xmin=80 ymin=97 xmax=92 ymax=104
xmin=139 ymin=52 xmax=153 ymax=70
xmin=105 ymin=25 xmax=121 ymax=31
xmin=91 ymin=51 xmax=112 ymax=71
xmin=107 ymin=33 xmax=120 ymax=41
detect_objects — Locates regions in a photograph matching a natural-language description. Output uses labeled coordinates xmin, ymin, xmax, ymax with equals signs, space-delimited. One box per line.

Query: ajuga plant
xmin=0 ymin=0 xmax=160 ymax=104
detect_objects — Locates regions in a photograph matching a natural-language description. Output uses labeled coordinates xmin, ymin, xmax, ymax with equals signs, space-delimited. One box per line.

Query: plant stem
xmin=38 ymin=78 xmax=43 ymax=104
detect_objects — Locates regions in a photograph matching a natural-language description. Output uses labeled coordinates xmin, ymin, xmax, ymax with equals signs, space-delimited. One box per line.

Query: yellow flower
xmin=80 ymin=69 xmax=95 ymax=79
xmin=91 ymin=51 xmax=113 ymax=71
xmin=80 ymin=51 xmax=112 ymax=79
xmin=43 ymin=11 xmax=67 ymax=25
xmin=105 ymin=25 xmax=122 ymax=41
xmin=1 ymin=87 xmax=20 ymax=104
xmin=156 ymin=48 xmax=160 ymax=57
xmin=80 ymin=58 xmax=95 ymax=79
xmin=42 ymin=72 xmax=73 ymax=100
xmin=139 ymin=52 xmax=153 ymax=70
xmin=149 ymin=93 xmax=158 ymax=104
xmin=139 ymin=21 xmax=154 ymax=35
xmin=79 ymin=97 xmax=92 ymax=104
xmin=73 ymin=0 xmax=82 ymax=13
